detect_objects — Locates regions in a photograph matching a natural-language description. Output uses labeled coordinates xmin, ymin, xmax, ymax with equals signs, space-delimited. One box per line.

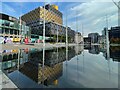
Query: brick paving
xmin=1 ymin=43 xmax=78 ymax=50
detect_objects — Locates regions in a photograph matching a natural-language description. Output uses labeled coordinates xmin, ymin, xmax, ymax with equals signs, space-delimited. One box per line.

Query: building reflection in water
xmin=84 ymin=45 xmax=120 ymax=62
xmin=1 ymin=46 xmax=84 ymax=87
xmin=110 ymin=46 xmax=120 ymax=62
xmin=1 ymin=45 xmax=119 ymax=88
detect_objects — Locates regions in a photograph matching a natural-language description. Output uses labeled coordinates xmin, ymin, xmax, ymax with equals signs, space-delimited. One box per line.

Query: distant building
xmin=88 ymin=33 xmax=99 ymax=43
xmin=83 ymin=37 xmax=91 ymax=44
xmin=102 ymin=27 xmax=109 ymax=44
xmin=98 ymin=35 xmax=104 ymax=44
xmin=109 ymin=26 xmax=120 ymax=44
xmin=74 ymin=32 xmax=83 ymax=44
xmin=102 ymin=26 xmax=120 ymax=44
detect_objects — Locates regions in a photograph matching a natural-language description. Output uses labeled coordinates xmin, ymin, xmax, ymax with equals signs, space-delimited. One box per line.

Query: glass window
xmin=10 ymin=22 xmax=14 ymax=27
xmin=5 ymin=28 xmax=9 ymax=34
xmin=4 ymin=20 xmax=10 ymax=26
xmin=0 ymin=28 xmax=2 ymax=34
xmin=0 ymin=19 xmax=2 ymax=26
xmin=2 ymin=20 xmax=5 ymax=26
xmin=22 ymin=25 xmax=25 ymax=30
xmin=2 ymin=28 xmax=4 ymax=34
xmin=10 ymin=29 xmax=13 ymax=34
xmin=14 ymin=21 xmax=19 ymax=29
xmin=14 ymin=30 xmax=17 ymax=35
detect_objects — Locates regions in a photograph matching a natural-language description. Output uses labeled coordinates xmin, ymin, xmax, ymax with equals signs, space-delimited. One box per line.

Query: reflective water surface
xmin=1 ymin=45 xmax=119 ymax=88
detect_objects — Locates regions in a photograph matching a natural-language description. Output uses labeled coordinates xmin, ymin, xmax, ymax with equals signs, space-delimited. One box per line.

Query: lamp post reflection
xmin=76 ymin=44 xmax=79 ymax=86
xmin=82 ymin=46 xmax=85 ymax=73
xmin=105 ymin=14 xmax=111 ymax=80
xmin=106 ymin=43 xmax=111 ymax=80
xmin=41 ymin=2 xmax=46 ymax=87
xmin=65 ymin=44 xmax=68 ymax=80
xmin=17 ymin=49 xmax=21 ymax=86
xmin=42 ymin=47 xmax=45 ymax=87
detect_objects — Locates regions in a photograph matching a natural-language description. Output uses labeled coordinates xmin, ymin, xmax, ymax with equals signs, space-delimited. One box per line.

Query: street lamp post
xmin=43 ymin=2 xmax=46 ymax=47
xmin=19 ymin=3 xmax=22 ymax=44
xmin=81 ymin=23 xmax=84 ymax=45
xmin=42 ymin=2 xmax=46 ymax=69
xmin=76 ymin=11 xmax=78 ymax=45
xmin=66 ymin=11 xmax=68 ymax=45
xmin=20 ymin=17 xmax=22 ymax=44
xmin=112 ymin=0 xmax=120 ymax=26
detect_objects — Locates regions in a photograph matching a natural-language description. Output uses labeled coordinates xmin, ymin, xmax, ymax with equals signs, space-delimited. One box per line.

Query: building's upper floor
xmin=44 ymin=4 xmax=62 ymax=18
xmin=21 ymin=4 xmax=63 ymax=25
xmin=0 ymin=13 xmax=30 ymax=32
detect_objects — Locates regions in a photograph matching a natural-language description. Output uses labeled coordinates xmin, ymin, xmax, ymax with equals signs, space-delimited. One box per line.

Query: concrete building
xmin=88 ymin=33 xmax=99 ymax=43
xmin=74 ymin=32 xmax=83 ymax=44
xmin=0 ymin=13 xmax=31 ymax=43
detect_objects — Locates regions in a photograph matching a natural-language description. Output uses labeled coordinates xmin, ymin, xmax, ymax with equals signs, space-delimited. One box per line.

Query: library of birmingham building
xmin=0 ymin=4 xmax=75 ymax=43
xmin=21 ymin=4 xmax=75 ymax=43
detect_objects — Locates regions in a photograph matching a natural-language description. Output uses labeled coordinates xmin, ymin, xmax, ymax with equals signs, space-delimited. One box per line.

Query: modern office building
xmin=21 ymin=4 xmax=75 ymax=43
xmin=109 ymin=26 xmax=120 ymax=44
xmin=0 ymin=13 xmax=31 ymax=43
xmin=102 ymin=26 xmax=120 ymax=44
xmin=88 ymin=33 xmax=99 ymax=43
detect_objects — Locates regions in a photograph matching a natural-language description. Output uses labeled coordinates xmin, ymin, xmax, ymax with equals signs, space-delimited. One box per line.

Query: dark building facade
xmin=35 ymin=22 xmax=75 ymax=42
xmin=102 ymin=26 xmax=120 ymax=44
xmin=84 ymin=37 xmax=91 ymax=44
xmin=109 ymin=26 xmax=120 ymax=44
xmin=110 ymin=46 xmax=120 ymax=62
xmin=88 ymin=33 xmax=99 ymax=43
xmin=88 ymin=45 xmax=100 ymax=54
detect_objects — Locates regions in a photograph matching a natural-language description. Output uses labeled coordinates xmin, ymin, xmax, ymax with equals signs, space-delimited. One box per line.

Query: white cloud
xmin=66 ymin=0 xmax=118 ymax=36
xmin=2 ymin=3 xmax=16 ymax=12
xmin=1 ymin=3 xmax=16 ymax=15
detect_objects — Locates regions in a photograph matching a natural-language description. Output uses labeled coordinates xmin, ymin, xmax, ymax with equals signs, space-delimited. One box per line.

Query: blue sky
xmin=0 ymin=0 xmax=119 ymax=36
